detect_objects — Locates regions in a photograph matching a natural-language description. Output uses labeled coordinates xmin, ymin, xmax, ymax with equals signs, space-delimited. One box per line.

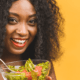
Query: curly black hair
xmin=0 ymin=0 xmax=64 ymax=61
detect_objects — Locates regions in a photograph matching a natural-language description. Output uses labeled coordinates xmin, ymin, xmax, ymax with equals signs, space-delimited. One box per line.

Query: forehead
xmin=9 ymin=0 xmax=36 ymax=15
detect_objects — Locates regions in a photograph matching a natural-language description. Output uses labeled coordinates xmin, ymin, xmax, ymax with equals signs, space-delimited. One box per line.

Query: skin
xmin=0 ymin=0 xmax=54 ymax=80
xmin=2 ymin=0 xmax=37 ymax=62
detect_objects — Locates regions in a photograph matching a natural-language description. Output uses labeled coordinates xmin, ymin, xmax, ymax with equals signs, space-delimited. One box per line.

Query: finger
xmin=46 ymin=76 xmax=52 ymax=80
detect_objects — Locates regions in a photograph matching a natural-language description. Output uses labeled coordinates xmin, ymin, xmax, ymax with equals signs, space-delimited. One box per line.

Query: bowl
xmin=0 ymin=59 xmax=51 ymax=80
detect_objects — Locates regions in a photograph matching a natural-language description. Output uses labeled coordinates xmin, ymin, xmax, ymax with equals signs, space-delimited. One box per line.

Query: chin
xmin=8 ymin=49 xmax=26 ymax=55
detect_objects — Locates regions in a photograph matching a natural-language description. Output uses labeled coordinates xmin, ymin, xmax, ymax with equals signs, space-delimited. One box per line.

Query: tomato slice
xmin=26 ymin=72 xmax=32 ymax=80
xmin=35 ymin=66 xmax=42 ymax=71
xmin=22 ymin=69 xmax=27 ymax=73
xmin=34 ymin=66 xmax=42 ymax=76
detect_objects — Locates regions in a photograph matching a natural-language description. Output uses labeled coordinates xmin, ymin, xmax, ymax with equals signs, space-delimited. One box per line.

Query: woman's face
xmin=4 ymin=0 xmax=37 ymax=54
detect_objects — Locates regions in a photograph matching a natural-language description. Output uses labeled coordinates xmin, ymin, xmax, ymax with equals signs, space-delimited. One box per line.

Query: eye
xmin=8 ymin=17 xmax=18 ymax=24
xmin=28 ymin=19 xmax=37 ymax=26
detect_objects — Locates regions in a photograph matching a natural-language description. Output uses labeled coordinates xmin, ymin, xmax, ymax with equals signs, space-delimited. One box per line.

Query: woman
xmin=0 ymin=0 xmax=64 ymax=80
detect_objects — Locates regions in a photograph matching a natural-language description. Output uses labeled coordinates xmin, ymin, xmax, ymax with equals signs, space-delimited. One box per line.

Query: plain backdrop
xmin=53 ymin=0 xmax=80 ymax=80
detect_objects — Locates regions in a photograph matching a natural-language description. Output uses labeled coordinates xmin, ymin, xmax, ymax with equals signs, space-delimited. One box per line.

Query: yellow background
xmin=53 ymin=0 xmax=80 ymax=80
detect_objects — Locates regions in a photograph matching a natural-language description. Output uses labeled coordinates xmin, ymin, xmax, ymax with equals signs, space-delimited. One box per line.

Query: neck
xmin=1 ymin=49 xmax=21 ymax=63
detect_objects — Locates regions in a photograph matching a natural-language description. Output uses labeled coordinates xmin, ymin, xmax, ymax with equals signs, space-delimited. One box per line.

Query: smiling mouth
xmin=11 ymin=38 xmax=27 ymax=47
xmin=12 ymin=39 xmax=26 ymax=44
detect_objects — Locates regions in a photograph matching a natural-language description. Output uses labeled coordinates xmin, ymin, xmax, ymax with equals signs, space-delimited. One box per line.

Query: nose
xmin=16 ymin=23 xmax=29 ymax=37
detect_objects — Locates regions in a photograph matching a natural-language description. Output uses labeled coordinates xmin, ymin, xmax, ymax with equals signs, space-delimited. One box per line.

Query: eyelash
xmin=8 ymin=17 xmax=18 ymax=24
xmin=8 ymin=17 xmax=37 ymax=26
xmin=28 ymin=19 xmax=37 ymax=25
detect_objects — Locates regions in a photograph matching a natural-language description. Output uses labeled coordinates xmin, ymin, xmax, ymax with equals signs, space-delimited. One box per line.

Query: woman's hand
xmin=46 ymin=76 xmax=52 ymax=80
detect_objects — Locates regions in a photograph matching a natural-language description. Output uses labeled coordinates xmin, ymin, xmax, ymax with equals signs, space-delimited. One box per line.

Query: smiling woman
xmin=5 ymin=0 xmax=37 ymax=55
xmin=0 ymin=0 xmax=64 ymax=80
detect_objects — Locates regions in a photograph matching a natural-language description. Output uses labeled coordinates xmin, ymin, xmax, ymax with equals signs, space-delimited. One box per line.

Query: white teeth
xmin=13 ymin=39 xmax=26 ymax=44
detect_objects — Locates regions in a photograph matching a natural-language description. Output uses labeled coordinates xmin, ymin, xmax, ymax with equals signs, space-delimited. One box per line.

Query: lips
xmin=11 ymin=38 xmax=27 ymax=47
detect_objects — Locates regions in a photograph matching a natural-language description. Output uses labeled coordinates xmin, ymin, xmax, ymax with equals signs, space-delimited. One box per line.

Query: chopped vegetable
xmin=5 ymin=58 xmax=49 ymax=80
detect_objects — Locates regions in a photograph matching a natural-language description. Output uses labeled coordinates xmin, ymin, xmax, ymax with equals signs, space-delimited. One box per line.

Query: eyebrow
xmin=9 ymin=12 xmax=19 ymax=17
xmin=9 ymin=12 xmax=37 ymax=17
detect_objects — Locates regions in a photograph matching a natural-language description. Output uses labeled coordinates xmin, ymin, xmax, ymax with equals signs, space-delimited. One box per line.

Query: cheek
xmin=6 ymin=25 xmax=16 ymax=35
xmin=29 ymin=27 xmax=37 ymax=37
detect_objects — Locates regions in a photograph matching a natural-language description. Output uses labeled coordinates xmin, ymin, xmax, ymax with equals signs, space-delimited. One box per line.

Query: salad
xmin=4 ymin=58 xmax=50 ymax=80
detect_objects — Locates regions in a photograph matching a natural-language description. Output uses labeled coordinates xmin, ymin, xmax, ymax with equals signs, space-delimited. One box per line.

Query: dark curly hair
xmin=0 ymin=0 xmax=64 ymax=61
